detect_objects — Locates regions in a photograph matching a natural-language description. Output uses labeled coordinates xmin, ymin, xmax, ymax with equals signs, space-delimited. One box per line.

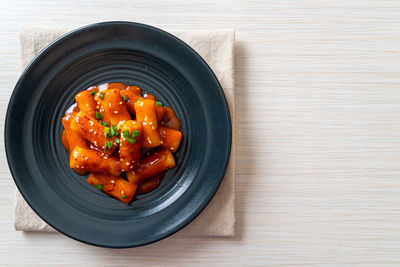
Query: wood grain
xmin=1 ymin=0 xmax=400 ymax=265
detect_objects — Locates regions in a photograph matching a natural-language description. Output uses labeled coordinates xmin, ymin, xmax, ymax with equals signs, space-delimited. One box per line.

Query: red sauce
xmin=61 ymin=82 xmax=182 ymax=203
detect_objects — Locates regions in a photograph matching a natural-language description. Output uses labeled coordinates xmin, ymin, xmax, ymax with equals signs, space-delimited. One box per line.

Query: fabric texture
xmin=14 ymin=26 xmax=236 ymax=236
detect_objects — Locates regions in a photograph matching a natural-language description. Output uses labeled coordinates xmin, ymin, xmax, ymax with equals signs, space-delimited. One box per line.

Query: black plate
xmin=5 ymin=22 xmax=231 ymax=248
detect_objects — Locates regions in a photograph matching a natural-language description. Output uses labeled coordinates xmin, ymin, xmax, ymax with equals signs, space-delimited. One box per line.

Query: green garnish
xmin=121 ymin=194 xmax=127 ymax=199
xmin=127 ymin=137 xmax=136 ymax=144
xmin=110 ymin=124 xmax=119 ymax=137
xmin=95 ymin=112 xmax=103 ymax=120
xmin=91 ymin=90 xmax=96 ymax=96
xmin=137 ymin=98 xmax=143 ymax=101
xmin=104 ymin=127 xmax=112 ymax=139
xmin=155 ymin=101 xmax=163 ymax=106
xmin=131 ymin=130 xmax=140 ymax=137
xmin=104 ymin=141 xmax=113 ymax=152
xmin=115 ymin=138 xmax=120 ymax=144
xmin=122 ymin=130 xmax=140 ymax=144
xmin=99 ymin=92 xmax=105 ymax=100
xmin=96 ymin=184 xmax=103 ymax=190
xmin=100 ymin=121 xmax=108 ymax=127
xmin=122 ymin=95 xmax=129 ymax=102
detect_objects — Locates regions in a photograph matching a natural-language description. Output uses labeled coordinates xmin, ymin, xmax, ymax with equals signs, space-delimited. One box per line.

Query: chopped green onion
xmin=155 ymin=101 xmax=163 ymax=106
xmin=96 ymin=184 xmax=103 ymax=190
xmin=123 ymin=130 xmax=130 ymax=138
xmin=131 ymin=130 xmax=140 ymax=138
xmin=127 ymin=137 xmax=136 ymax=144
xmin=122 ymin=95 xmax=129 ymax=102
xmin=110 ymin=124 xmax=119 ymax=136
xmin=137 ymin=98 xmax=143 ymax=101
xmin=99 ymin=92 xmax=105 ymax=100
xmin=115 ymin=138 xmax=120 ymax=144
xmin=104 ymin=141 xmax=113 ymax=152
xmin=104 ymin=127 xmax=112 ymax=139
xmin=95 ymin=112 xmax=103 ymax=120
xmin=90 ymin=90 xmax=96 ymax=96
xmin=121 ymin=194 xmax=127 ymax=199
xmin=100 ymin=121 xmax=108 ymax=127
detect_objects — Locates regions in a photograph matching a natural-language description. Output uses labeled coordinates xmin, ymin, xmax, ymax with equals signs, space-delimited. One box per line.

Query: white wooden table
xmin=2 ymin=0 xmax=400 ymax=265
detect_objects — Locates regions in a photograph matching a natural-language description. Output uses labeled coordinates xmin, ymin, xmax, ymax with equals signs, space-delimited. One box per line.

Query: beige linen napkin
xmin=14 ymin=26 xmax=236 ymax=236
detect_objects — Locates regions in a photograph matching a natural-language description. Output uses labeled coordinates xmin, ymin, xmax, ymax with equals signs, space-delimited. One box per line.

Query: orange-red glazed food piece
xmin=120 ymin=89 xmax=141 ymax=115
xmin=70 ymin=112 xmax=117 ymax=155
xmin=62 ymin=112 xmax=90 ymax=153
xmin=61 ymin=82 xmax=182 ymax=203
xmin=98 ymin=82 xmax=127 ymax=91
xmin=155 ymin=106 xmax=166 ymax=121
xmin=134 ymin=99 xmax=161 ymax=148
xmin=136 ymin=173 xmax=163 ymax=194
xmin=119 ymin=120 xmax=142 ymax=171
xmin=126 ymin=85 xmax=142 ymax=95
xmin=161 ymin=107 xmax=181 ymax=130
xmin=87 ymin=173 xmax=136 ymax=203
xmin=95 ymin=89 xmax=131 ymax=125
xmin=143 ymin=93 xmax=156 ymax=100
xmin=106 ymin=82 xmax=127 ymax=91
xmin=158 ymin=126 xmax=182 ymax=152
xmin=128 ymin=149 xmax=175 ymax=181
xmin=75 ymin=89 xmax=97 ymax=117
xmin=143 ymin=93 xmax=166 ymax=121
xmin=70 ymin=146 xmax=122 ymax=176
xmin=62 ymin=112 xmax=91 ymax=175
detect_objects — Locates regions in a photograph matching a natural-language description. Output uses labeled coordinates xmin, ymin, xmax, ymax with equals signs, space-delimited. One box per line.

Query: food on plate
xmin=61 ymin=82 xmax=182 ymax=203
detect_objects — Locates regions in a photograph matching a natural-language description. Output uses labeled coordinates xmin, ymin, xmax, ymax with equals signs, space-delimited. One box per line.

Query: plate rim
xmin=5 ymin=21 xmax=232 ymax=248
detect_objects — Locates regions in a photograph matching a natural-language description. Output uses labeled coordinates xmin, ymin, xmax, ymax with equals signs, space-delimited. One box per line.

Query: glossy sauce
xmin=61 ymin=82 xmax=182 ymax=203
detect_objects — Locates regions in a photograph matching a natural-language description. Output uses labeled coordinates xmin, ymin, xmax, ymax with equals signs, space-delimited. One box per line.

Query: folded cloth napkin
xmin=14 ymin=26 xmax=236 ymax=236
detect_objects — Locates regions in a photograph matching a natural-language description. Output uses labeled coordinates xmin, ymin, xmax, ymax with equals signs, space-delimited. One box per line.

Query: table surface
xmin=2 ymin=0 xmax=400 ymax=266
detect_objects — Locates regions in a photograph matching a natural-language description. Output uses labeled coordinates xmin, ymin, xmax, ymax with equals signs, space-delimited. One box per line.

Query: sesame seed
xmin=114 ymin=111 xmax=119 ymax=114
xmin=89 ymin=121 xmax=94 ymax=126
xmin=109 ymin=103 xmax=111 ymax=108
xmin=111 ymin=180 xmax=115 ymax=184
xmin=126 ymin=162 xmax=130 ymax=166
xmin=119 ymin=101 xmax=123 ymax=104
xmin=151 ymin=126 xmax=155 ymax=130
xmin=89 ymin=129 xmax=94 ymax=132
xmin=94 ymin=131 xmax=97 ymax=135
xmin=170 ymin=147 xmax=174 ymax=150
